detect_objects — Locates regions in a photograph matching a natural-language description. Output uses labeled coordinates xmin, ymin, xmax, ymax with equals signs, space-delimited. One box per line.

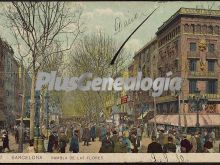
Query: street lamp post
xmin=18 ymin=58 xmax=26 ymax=153
xmin=35 ymin=90 xmax=41 ymax=137
xmin=136 ymin=91 xmax=145 ymax=125
xmin=177 ymin=91 xmax=181 ymax=133
xmin=45 ymin=91 xmax=49 ymax=138
xmin=188 ymin=88 xmax=208 ymax=132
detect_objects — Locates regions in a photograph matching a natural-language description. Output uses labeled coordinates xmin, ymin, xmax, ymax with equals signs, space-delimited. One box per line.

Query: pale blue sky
xmin=77 ymin=1 xmax=220 ymax=54
xmin=0 ymin=1 xmax=220 ymax=59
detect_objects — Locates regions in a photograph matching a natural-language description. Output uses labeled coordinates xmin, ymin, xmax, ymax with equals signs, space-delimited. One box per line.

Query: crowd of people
xmin=0 ymin=122 xmax=218 ymax=153
xmin=147 ymin=128 xmax=216 ymax=153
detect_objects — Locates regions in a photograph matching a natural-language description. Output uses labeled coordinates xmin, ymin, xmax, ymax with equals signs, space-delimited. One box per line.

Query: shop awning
xmin=137 ymin=110 xmax=154 ymax=120
xmin=148 ymin=114 xmax=220 ymax=127
xmin=16 ymin=117 xmax=30 ymax=121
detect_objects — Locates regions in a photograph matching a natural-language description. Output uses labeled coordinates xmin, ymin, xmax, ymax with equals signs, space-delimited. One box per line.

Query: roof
xmin=157 ymin=7 xmax=220 ymax=35
xmin=148 ymin=114 xmax=220 ymax=127
xmin=133 ymin=37 xmax=157 ymax=58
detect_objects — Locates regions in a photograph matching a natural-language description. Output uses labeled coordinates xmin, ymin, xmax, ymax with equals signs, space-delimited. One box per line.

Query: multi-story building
xmin=2 ymin=39 xmax=16 ymax=127
xmin=145 ymin=8 xmax=220 ymax=136
xmin=129 ymin=38 xmax=158 ymax=124
xmin=0 ymin=39 xmax=6 ymax=126
xmin=0 ymin=38 xmax=25 ymax=127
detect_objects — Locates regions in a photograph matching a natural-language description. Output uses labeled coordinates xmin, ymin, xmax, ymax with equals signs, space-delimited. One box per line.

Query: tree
xmin=4 ymin=2 xmax=83 ymax=139
xmin=66 ymin=31 xmax=131 ymax=122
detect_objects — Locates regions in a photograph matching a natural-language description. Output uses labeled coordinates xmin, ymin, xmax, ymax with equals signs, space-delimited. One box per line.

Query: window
xmin=190 ymin=42 xmax=197 ymax=51
xmin=189 ymin=60 xmax=197 ymax=71
xmin=208 ymin=43 xmax=215 ymax=53
xmin=189 ymin=80 xmax=197 ymax=93
xmin=206 ymin=80 xmax=217 ymax=94
xmin=208 ymin=60 xmax=215 ymax=72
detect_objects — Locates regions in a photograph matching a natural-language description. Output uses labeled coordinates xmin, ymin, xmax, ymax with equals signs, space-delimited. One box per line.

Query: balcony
xmin=187 ymin=51 xmax=220 ymax=59
xmin=188 ymin=94 xmax=220 ymax=101
xmin=156 ymin=95 xmax=177 ymax=104
xmin=187 ymin=51 xmax=200 ymax=58
xmin=188 ymin=71 xmax=218 ymax=79
xmin=206 ymin=51 xmax=220 ymax=59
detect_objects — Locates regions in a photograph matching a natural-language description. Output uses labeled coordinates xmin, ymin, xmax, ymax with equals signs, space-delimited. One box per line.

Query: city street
xmin=1 ymin=132 xmax=220 ymax=153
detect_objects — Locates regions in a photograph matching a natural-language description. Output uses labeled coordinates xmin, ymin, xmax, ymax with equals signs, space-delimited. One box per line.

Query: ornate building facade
xmin=127 ymin=8 xmax=220 ymax=135
xmin=147 ymin=8 xmax=220 ymax=135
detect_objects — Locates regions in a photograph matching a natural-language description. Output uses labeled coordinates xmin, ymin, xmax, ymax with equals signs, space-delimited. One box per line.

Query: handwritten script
xmin=114 ymin=9 xmax=152 ymax=35
xmin=150 ymin=153 xmax=187 ymax=163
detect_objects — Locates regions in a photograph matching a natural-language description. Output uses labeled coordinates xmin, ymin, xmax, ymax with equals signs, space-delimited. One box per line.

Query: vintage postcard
xmin=0 ymin=1 xmax=220 ymax=163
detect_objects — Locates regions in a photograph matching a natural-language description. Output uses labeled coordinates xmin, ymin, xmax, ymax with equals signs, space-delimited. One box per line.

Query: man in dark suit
xmin=180 ymin=134 xmax=192 ymax=153
xmin=147 ymin=136 xmax=163 ymax=153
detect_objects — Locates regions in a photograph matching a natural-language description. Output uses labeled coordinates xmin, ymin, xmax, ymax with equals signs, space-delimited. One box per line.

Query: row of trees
xmin=2 ymin=2 xmax=131 ymax=139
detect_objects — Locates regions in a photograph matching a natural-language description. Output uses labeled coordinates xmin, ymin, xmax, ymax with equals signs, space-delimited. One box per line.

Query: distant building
xmin=0 ymin=37 xmax=31 ymax=127
xmin=1 ymin=38 xmax=17 ymax=127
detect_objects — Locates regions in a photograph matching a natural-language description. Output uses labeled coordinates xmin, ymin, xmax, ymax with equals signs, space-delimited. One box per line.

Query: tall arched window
xmin=201 ymin=25 xmax=207 ymax=34
xmin=214 ymin=25 xmax=219 ymax=35
xmin=189 ymin=24 xmax=195 ymax=33
xmin=195 ymin=24 xmax=201 ymax=34
xmin=184 ymin=24 xmax=189 ymax=33
xmin=208 ymin=25 xmax=213 ymax=34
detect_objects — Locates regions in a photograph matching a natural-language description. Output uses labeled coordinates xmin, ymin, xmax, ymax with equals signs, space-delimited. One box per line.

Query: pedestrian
xmin=147 ymin=135 xmax=163 ymax=153
xmin=203 ymin=129 xmax=209 ymax=142
xmin=195 ymin=132 xmax=203 ymax=153
xmin=100 ymin=125 xmax=107 ymax=141
xmin=110 ymin=130 xmax=119 ymax=152
xmin=47 ymin=131 xmax=57 ymax=153
xmin=59 ymin=131 xmax=69 ymax=153
xmin=82 ymin=124 xmax=90 ymax=146
xmin=114 ymin=136 xmax=127 ymax=153
xmin=15 ymin=128 xmax=19 ymax=144
xmin=66 ymin=126 xmax=72 ymax=141
xmin=27 ymin=139 xmax=35 ymax=153
xmin=210 ymin=129 xmax=216 ymax=144
xmin=69 ymin=130 xmax=79 ymax=153
xmin=157 ymin=129 xmax=165 ymax=147
xmin=80 ymin=126 xmax=83 ymax=142
xmin=2 ymin=131 xmax=10 ymax=152
xmin=130 ymin=132 xmax=138 ymax=153
xmin=136 ymin=125 xmax=142 ymax=149
xmin=175 ymin=135 xmax=181 ymax=153
xmin=122 ymin=132 xmax=132 ymax=153
xmin=99 ymin=134 xmax=113 ymax=153
xmin=163 ymin=136 xmax=176 ymax=153
xmin=180 ymin=134 xmax=192 ymax=153
xmin=189 ymin=132 xmax=197 ymax=153
xmin=90 ymin=124 xmax=96 ymax=142
xmin=204 ymin=137 xmax=214 ymax=153
xmin=52 ymin=132 xmax=59 ymax=153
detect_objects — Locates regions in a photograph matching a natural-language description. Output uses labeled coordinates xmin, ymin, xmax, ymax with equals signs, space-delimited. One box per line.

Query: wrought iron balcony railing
xmin=188 ymin=71 xmax=218 ymax=78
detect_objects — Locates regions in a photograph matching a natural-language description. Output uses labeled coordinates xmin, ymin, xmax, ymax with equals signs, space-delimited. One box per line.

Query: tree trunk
xmin=30 ymin=71 xmax=36 ymax=140
xmin=40 ymin=87 xmax=46 ymax=136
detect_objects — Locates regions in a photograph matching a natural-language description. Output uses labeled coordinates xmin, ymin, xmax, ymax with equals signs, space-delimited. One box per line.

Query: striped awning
xmin=148 ymin=114 xmax=220 ymax=127
xmin=137 ymin=110 xmax=154 ymax=120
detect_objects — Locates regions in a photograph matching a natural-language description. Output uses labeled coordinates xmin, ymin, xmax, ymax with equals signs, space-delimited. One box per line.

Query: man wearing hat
xmin=147 ymin=135 xmax=163 ymax=153
xmin=180 ymin=134 xmax=192 ymax=153
xmin=59 ymin=130 xmax=69 ymax=153
xmin=110 ymin=130 xmax=119 ymax=152
xmin=69 ymin=130 xmax=79 ymax=153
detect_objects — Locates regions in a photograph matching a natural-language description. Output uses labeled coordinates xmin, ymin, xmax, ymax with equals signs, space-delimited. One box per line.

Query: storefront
xmin=148 ymin=114 xmax=220 ymax=138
